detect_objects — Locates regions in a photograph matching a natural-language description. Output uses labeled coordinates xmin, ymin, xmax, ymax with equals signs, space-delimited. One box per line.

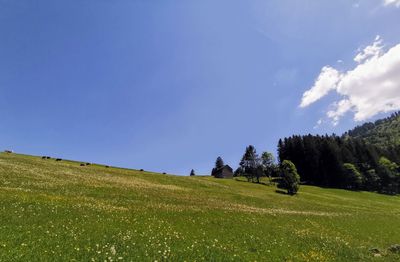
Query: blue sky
xmin=1 ymin=0 xmax=400 ymax=175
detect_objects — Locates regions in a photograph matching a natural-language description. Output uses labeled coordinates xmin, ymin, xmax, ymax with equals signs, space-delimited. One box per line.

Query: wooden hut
xmin=211 ymin=165 xmax=233 ymax=179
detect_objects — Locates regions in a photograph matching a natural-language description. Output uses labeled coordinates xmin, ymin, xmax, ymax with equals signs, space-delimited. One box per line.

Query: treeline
xmin=278 ymin=135 xmax=400 ymax=194
xmin=346 ymin=111 xmax=400 ymax=138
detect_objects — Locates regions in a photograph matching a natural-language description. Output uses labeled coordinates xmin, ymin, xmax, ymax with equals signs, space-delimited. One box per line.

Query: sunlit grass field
xmin=1 ymin=153 xmax=400 ymax=261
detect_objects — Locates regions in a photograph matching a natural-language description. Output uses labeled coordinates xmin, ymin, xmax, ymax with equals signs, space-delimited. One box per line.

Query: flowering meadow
xmin=1 ymin=153 xmax=400 ymax=261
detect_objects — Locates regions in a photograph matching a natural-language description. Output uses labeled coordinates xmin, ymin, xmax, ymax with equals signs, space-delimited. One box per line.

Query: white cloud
xmin=300 ymin=36 xmax=400 ymax=124
xmin=384 ymin=0 xmax=400 ymax=7
xmin=300 ymin=66 xmax=341 ymax=108
xmin=354 ymin=35 xmax=383 ymax=63
xmin=327 ymin=99 xmax=353 ymax=126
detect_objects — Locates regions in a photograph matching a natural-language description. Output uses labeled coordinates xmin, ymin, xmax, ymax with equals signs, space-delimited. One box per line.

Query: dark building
xmin=211 ymin=165 xmax=233 ymax=179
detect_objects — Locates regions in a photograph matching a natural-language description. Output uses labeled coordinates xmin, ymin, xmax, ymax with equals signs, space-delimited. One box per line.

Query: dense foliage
xmin=277 ymin=160 xmax=300 ymax=195
xmin=278 ymin=134 xmax=400 ymax=194
xmin=236 ymin=145 xmax=280 ymax=183
xmin=345 ymin=111 xmax=400 ymax=148
xmin=239 ymin=145 xmax=262 ymax=182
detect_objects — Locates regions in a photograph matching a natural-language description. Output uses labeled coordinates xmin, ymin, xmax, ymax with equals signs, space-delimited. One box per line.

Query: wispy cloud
xmin=354 ymin=35 xmax=383 ymax=63
xmin=300 ymin=36 xmax=400 ymax=125
xmin=384 ymin=0 xmax=400 ymax=7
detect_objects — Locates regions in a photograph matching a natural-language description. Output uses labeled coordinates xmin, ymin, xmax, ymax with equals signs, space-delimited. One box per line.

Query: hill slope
xmin=345 ymin=112 xmax=400 ymax=148
xmin=1 ymin=153 xmax=400 ymax=261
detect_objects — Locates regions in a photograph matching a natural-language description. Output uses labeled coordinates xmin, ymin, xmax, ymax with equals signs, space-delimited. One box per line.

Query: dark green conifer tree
xmin=215 ymin=157 xmax=224 ymax=169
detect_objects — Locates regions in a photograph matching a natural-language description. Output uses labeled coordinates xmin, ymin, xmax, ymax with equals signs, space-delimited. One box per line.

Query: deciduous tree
xmin=278 ymin=160 xmax=300 ymax=195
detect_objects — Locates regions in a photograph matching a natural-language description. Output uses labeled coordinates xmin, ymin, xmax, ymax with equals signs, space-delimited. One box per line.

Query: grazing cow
xmin=4 ymin=150 xmax=13 ymax=154
xmin=46 ymin=157 xmax=51 ymax=159
xmin=42 ymin=156 xmax=47 ymax=159
xmin=56 ymin=158 xmax=62 ymax=162
xmin=163 ymin=172 xmax=166 ymax=175
xmin=140 ymin=169 xmax=144 ymax=172
xmin=85 ymin=163 xmax=91 ymax=166
xmin=105 ymin=165 xmax=110 ymax=168
xmin=80 ymin=163 xmax=85 ymax=166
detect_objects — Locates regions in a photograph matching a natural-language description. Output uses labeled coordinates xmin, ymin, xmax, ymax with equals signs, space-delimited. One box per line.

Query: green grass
xmin=1 ymin=153 xmax=400 ymax=261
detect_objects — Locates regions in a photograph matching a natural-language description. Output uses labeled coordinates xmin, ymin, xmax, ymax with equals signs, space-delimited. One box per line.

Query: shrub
xmin=278 ymin=160 xmax=300 ymax=195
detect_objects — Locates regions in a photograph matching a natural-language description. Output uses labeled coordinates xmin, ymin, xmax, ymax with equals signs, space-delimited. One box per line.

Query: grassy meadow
xmin=1 ymin=153 xmax=400 ymax=261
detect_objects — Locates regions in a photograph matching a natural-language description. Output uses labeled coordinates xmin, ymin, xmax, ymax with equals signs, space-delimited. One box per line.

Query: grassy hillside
xmin=346 ymin=112 xmax=400 ymax=147
xmin=1 ymin=153 xmax=400 ymax=261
